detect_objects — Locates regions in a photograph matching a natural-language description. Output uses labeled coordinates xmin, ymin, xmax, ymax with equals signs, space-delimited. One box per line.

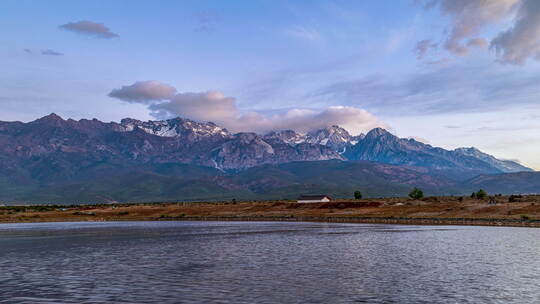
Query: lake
xmin=0 ymin=221 xmax=538 ymax=303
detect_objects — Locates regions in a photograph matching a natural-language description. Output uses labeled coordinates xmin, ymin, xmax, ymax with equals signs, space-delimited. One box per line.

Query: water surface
xmin=0 ymin=221 xmax=538 ymax=303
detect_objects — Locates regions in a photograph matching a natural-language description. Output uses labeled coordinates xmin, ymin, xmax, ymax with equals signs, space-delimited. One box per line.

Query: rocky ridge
xmin=0 ymin=114 xmax=532 ymax=175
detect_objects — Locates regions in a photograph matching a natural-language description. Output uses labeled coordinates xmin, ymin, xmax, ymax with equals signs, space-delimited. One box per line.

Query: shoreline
xmin=1 ymin=197 xmax=539 ymax=228
xmin=1 ymin=216 xmax=539 ymax=228
xmin=170 ymin=216 xmax=540 ymax=227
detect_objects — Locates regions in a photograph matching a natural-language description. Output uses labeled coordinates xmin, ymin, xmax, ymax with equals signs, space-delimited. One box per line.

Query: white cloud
xmin=218 ymin=106 xmax=386 ymax=135
xmin=108 ymin=81 xmax=177 ymax=104
xmin=415 ymin=0 xmax=540 ymax=65
xmin=430 ymin=0 xmax=519 ymax=56
xmin=491 ymin=0 xmax=540 ymax=64
xmin=109 ymin=81 xmax=385 ymax=135
xmin=59 ymin=20 xmax=119 ymax=39
xmin=150 ymin=91 xmax=237 ymax=123
xmin=417 ymin=0 xmax=540 ymax=64
xmin=311 ymin=63 xmax=540 ymax=115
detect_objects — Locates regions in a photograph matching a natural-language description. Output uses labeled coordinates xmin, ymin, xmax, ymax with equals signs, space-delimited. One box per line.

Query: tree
xmin=476 ymin=189 xmax=488 ymax=200
xmin=408 ymin=187 xmax=424 ymax=200
xmin=354 ymin=191 xmax=362 ymax=200
xmin=470 ymin=192 xmax=477 ymax=199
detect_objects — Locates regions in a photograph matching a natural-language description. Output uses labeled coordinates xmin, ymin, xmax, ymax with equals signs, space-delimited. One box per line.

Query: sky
xmin=0 ymin=0 xmax=539 ymax=169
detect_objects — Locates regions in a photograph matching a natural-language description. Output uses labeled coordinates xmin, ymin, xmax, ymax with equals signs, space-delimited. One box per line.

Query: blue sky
xmin=0 ymin=0 xmax=539 ymax=169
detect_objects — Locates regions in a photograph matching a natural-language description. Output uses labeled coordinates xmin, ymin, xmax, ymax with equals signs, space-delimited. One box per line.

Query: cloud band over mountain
xmin=108 ymin=81 xmax=386 ymax=135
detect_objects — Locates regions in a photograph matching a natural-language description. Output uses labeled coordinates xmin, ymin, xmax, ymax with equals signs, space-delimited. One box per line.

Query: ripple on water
xmin=0 ymin=221 xmax=538 ymax=304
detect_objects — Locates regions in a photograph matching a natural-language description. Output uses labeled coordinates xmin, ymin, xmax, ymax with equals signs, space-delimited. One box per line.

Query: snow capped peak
xmin=305 ymin=125 xmax=353 ymax=150
xmin=120 ymin=119 xmax=179 ymax=137
xmin=120 ymin=117 xmax=370 ymax=154
xmin=308 ymin=125 xmax=348 ymax=137
xmin=171 ymin=118 xmax=230 ymax=138
xmin=264 ymin=130 xmax=307 ymax=145
xmin=263 ymin=125 xmax=365 ymax=152
xmin=119 ymin=117 xmax=230 ymax=138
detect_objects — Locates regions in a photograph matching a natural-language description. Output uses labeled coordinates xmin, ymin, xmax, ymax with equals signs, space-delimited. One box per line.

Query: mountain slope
xmin=0 ymin=162 xmax=248 ymax=203
xmin=234 ymin=160 xmax=459 ymax=199
xmin=465 ymin=172 xmax=540 ymax=194
xmin=0 ymin=114 xmax=343 ymax=172
xmin=0 ymin=114 xmax=529 ymax=175
xmin=0 ymin=160 xmax=460 ymax=203
xmin=454 ymin=147 xmax=533 ymax=173
xmin=0 ymin=114 xmax=534 ymax=203
xmin=345 ymin=128 xmax=530 ymax=180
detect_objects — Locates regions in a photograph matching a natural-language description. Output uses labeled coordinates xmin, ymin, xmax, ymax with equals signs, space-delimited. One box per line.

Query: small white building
xmin=296 ymin=195 xmax=332 ymax=203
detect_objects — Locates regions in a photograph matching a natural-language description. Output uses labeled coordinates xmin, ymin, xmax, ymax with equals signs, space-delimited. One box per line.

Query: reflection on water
xmin=0 ymin=221 xmax=538 ymax=303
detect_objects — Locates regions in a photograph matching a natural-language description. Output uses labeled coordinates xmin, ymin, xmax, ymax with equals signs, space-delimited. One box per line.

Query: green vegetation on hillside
xmin=0 ymin=159 xmax=538 ymax=204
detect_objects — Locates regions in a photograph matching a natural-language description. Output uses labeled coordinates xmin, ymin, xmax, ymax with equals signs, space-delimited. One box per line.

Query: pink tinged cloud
xmin=416 ymin=0 xmax=540 ymax=63
xmin=418 ymin=0 xmax=540 ymax=64
xmin=436 ymin=0 xmax=519 ymax=56
xmin=59 ymin=20 xmax=119 ymax=39
xmin=108 ymin=81 xmax=177 ymax=104
xmin=491 ymin=0 xmax=540 ymax=64
xmin=108 ymin=81 xmax=386 ymax=135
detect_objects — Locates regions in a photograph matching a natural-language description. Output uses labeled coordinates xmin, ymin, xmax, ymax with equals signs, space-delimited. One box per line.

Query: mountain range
xmin=0 ymin=114 xmax=536 ymax=203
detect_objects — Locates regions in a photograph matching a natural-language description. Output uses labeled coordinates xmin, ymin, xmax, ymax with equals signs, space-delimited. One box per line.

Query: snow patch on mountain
xmin=120 ymin=118 xmax=230 ymax=138
xmin=114 ymin=116 xmax=532 ymax=174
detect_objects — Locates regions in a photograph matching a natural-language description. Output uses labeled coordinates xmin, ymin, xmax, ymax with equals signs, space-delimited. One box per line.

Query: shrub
xmin=354 ymin=191 xmax=363 ymax=200
xmin=509 ymin=194 xmax=523 ymax=203
xmin=476 ymin=189 xmax=488 ymax=200
xmin=408 ymin=187 xmax=424 ymax=200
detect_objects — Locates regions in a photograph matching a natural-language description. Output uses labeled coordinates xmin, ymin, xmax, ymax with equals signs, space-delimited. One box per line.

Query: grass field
xmin=1 ymin=195 xmax=539 ymax=227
